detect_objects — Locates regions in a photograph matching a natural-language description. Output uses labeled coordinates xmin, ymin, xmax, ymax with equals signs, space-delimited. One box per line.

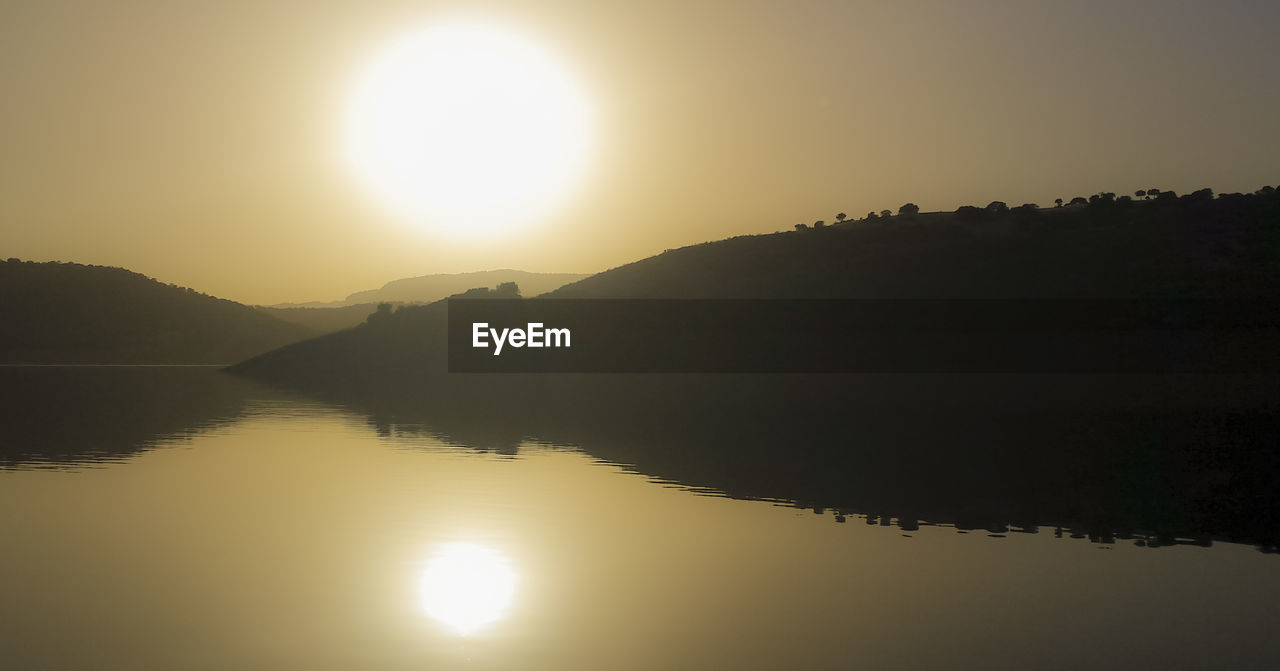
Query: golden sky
xmin=2 ymin=0 xmax=1278 ymax=304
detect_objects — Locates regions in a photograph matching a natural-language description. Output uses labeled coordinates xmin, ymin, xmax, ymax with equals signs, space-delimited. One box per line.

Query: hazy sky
xmin=3 ymin=0 xmax=1279 ymax=304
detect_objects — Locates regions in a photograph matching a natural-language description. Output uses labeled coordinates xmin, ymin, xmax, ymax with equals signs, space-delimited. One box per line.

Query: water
xmin=1 ymin=367 xmax=1277 ymax=670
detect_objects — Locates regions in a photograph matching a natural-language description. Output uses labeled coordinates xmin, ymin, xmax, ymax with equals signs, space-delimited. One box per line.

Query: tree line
xmin=794 ymin=184 xmax=1280 ymax=230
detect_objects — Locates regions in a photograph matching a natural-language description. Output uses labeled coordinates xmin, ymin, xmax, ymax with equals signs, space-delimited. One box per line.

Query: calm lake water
xmin=1 ymin=367 xmax=1277 ymax=670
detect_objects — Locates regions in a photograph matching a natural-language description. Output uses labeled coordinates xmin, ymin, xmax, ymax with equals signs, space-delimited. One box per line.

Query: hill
xmin=0 ymin=259 xmax=312 ymax=364
xmin=547 ymin=189 xmax=1280 ymax=299
xmin=232 ymin=185 xmax=1280 ymax=382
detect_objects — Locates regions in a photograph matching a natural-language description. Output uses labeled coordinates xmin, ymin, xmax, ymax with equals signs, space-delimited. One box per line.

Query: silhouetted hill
xmin=0 ymin=259 xmax=312 ymax=364
xmin=548 ymin=187 xmax=1280 ymax=299
xmin=233 ymin=186 xmax=1280 ymax=381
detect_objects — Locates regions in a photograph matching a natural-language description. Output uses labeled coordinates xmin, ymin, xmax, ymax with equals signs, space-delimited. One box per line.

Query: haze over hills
xmin=0 ymin=261 xmax=588 ymax=363
xmin=255 ymin=303 xmax=381 ymax=335
xmin=0 ymin=259 xmax=313 ymax=364
xmin=254 ymin=270 xmax=589 ymax=334
xmin=272 ymin=270 xmax=590 ymax=307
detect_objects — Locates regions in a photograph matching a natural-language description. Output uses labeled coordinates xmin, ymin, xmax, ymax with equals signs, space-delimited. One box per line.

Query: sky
xmin=2 ymin=0 xmax=1279 ymax=304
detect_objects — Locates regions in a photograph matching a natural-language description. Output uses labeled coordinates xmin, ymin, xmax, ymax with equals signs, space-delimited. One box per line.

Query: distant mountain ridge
xmin=271 ymin=270 xmax=589 ymax=308
xmin=0 ymin=259 xmax=312 ymax=364
xmin=255 ymin=303 xmax=381 ymax=335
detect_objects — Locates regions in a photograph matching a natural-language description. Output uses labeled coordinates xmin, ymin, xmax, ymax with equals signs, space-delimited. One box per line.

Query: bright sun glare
xmin=420 ymin=542 xmax=517 ymax=635
xmin=345 ymin=19 xmax=594 ymax=237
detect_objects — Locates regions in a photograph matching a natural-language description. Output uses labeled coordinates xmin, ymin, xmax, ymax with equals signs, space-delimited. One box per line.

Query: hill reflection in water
xmin=265 ymin=371 xmax=1280 ymax=553
xmin=3 ymin=367 xmax=1277 ymax=552
xmin=0 ymin=366 xmax=264 ymax=469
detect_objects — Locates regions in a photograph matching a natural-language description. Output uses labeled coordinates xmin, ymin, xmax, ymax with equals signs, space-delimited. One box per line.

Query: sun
xmin=419 ymin=542 xmax=517 ymax=635
xmin=344 ymin=19 xmax=594 ymax=237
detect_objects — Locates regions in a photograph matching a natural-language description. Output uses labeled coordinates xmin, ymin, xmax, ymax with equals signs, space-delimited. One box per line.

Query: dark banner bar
xmin=447 ymin=299 xmax=1280 ymax=373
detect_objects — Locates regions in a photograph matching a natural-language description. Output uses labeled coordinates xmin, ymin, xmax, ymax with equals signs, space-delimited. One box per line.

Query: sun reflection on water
xmin=420 ymin=542 xmax=517 ymax=635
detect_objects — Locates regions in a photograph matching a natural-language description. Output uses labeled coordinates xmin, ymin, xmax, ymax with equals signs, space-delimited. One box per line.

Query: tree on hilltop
xmin=366 ymin=302 xmax=393 ymax=325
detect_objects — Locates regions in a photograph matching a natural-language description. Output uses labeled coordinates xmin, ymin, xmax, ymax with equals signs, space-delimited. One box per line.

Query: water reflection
xmin=308 ymin=373 xmax=1280 ymax=553
xmin=0 ymin=366 xmax=265 ymax=469
xmin=420 ymin=542 xmax=517 ymax=635
xmin=4 ymin=367 xmax=1279 ymax=552
xmin=2 ymin=368 xmax=1279 ymax=669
